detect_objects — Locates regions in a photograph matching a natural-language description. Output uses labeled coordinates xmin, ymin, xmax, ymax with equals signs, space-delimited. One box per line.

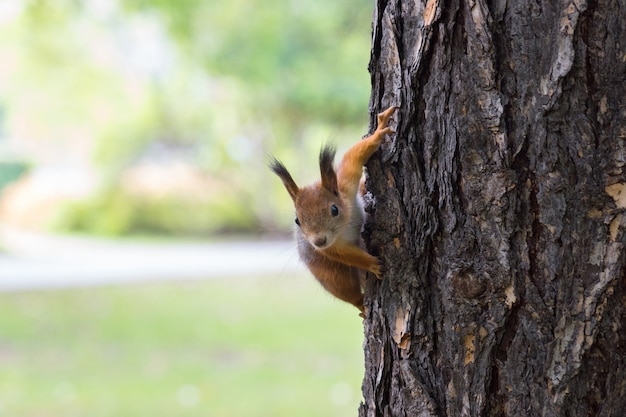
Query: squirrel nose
xmin=313 ymin=236 xmax=327 ymax=248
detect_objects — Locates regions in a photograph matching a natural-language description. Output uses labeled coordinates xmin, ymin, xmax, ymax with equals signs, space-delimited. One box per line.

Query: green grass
xmin=0 ymin=275 xmax=365 ymax=417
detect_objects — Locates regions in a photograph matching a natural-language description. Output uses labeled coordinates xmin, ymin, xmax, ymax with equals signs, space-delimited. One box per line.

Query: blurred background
xmin=0 ymin=0 xmax=373 ymax=416
xmin=0 ymin=0 xmax=372 ymax=236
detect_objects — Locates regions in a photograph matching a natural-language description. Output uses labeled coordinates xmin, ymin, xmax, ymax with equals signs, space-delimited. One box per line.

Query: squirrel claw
xmin=369 ymin=262 xmax=383 ymax=279
xmin=377 ymin=106 xmax=398 ymax=126
xmin=376 ymin=106 xmax=398 ymax=137
xmin=379 ymin=126 xmax=394 ymax=137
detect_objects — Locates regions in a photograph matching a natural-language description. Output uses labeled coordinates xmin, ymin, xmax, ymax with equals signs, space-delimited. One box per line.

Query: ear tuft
xmin=269 ymin=156 xmax=299 ymax=202
xmin=319 ymin=144 xmax=338 ymax=196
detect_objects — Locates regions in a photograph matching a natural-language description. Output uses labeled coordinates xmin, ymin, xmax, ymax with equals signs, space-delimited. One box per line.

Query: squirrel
xmin=269 ymin=106 xmax=397 ymax=314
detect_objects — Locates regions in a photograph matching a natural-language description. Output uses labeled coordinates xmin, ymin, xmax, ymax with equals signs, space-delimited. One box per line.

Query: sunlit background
xmin=0 ymin=0 xmax=373 ymax=415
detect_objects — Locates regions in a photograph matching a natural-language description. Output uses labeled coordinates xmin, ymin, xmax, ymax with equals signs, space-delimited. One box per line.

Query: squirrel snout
xmin=312 ymin=236 xmax=328 ymax=248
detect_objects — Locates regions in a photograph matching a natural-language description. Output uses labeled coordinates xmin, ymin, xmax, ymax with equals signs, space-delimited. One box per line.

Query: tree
xmin=361 ymin=0 xmax=626 ymax=416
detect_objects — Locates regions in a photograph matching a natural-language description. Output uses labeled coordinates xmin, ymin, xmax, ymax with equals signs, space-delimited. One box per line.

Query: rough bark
xmin=361 ymin=0 xmax=626 ymax=416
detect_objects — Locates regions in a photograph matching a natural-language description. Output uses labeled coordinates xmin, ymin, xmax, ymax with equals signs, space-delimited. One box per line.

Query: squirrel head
xmin=270 ymin=145 xmax=348 ymax=249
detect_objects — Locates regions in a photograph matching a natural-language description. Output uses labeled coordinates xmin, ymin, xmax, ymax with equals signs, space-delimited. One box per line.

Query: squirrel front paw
xmin=375 ymin=106 xmax=398 ymax=138
xmin=369 ymin=259 xmax=383 ymax=280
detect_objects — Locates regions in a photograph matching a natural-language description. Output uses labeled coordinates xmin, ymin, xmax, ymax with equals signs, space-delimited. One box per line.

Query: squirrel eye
xmin=295 ymin=217 xmax=301 ymax=226
xmin=330 ymin=204 xmax=339 ymax=217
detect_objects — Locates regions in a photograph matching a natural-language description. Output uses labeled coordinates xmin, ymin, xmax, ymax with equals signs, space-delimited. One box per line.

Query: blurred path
xmin=0 ymin=229 xmax=302 ymax=292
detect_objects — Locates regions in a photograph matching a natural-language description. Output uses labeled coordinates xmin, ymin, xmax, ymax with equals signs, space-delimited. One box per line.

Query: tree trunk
xmin=361 ymin=1 xmax=626 ymax=416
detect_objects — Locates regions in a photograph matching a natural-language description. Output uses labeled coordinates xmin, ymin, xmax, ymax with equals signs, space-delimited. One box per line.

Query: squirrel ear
xmin=319 ymin=145 xmax=338 ymax=196
xmin=269 ymin=157 xmax=300 ymax=202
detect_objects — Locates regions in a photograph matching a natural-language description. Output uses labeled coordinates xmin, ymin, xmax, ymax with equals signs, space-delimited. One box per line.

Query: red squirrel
xmin=269 ymin=106 xmax=397 ymax=314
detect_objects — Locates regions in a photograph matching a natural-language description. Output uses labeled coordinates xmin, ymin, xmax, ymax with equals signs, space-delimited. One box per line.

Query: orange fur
xmin=269 ymin=106 xmax=397 ymax=314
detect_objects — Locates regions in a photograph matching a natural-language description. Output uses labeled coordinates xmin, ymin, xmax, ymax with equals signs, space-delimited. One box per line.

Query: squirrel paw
xmin=369 ymin=260 xmax=383 ymax=280
xmin=376 ymin=106 xmax=398 ymax=136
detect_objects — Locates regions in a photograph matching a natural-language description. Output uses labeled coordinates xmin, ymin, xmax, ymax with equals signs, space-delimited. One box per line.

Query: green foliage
xmin=0 ymin=277 xmax=364 ymax=416
xmin=0 ymin=160 xmax=30 ymax=193
xmin=1 ymin=0 xmax=373 ymax=236
xmin=121 ymin=0 xmax=372 ymax=119
xmin=53 ymin=186 xmax=257 ymax=236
